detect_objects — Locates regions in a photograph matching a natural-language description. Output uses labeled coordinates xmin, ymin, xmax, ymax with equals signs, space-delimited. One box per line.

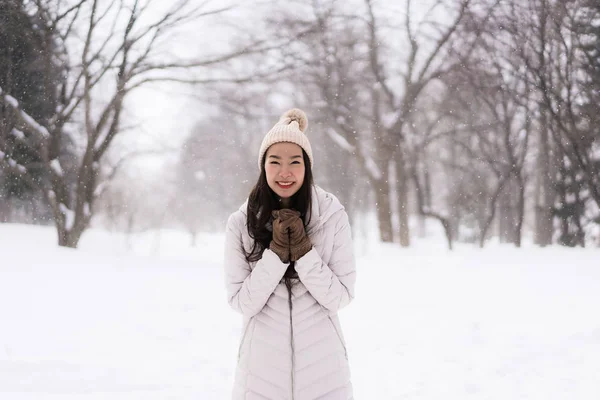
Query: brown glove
xmin=269 ymin=209 xmax=301 ymax=263
xmin=288 ymin=215 xmax=313 ymax=262
xmin=273 ymin=209 xmax=301 ymax=222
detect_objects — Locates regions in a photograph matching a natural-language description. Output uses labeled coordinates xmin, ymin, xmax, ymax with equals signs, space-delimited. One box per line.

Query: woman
xmin=224 ymin=108 xmax=356 ymax=400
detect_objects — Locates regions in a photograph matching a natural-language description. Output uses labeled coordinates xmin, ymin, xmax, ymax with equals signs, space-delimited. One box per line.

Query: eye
xmin=291 ymin=161 xmax=301 ymax=165
xmin=270 ymin=161 xmax=280 ymax=165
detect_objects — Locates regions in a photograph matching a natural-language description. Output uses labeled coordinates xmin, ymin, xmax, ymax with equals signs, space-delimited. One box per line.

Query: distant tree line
xmin=181 ymin=0 xmax=599 ymax=248
xmin=2 ymin=0 xmax=598 ymax=248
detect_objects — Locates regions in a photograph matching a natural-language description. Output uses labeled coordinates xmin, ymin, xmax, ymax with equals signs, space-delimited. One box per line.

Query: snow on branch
xmin=364 ymin=156 xmax=383 ymax=181
xmin=4 ymin=94 xmax=18 ymax=108
xmin=327 ymin=128 xmax=355 ymax=152
xmin=20 ymin=110 xmax=50 ymax=138
xmin=0 ymin=150 xmax=28 ymax=174
xmin=50 ymin=159 xmax=64 ymax=177
xmin=0 ymin=86 xmax=50 ymax=139
xmin=11 ymin=128 xmax=25 ymax=140
xmin=59 ymin=203 xmax=75 ymax=231
xmin=382 ymin=111 xmax=400 ymax=130
xmin=326 ymin=127 xmax=383 ymax=180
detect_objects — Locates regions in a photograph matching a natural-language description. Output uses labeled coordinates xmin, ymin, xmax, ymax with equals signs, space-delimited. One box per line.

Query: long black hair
xmin=245 ymin=149 xmax=313 ymax=284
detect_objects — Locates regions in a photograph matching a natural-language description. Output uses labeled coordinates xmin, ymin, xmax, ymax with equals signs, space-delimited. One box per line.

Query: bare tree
xmin=407 ymin=112 xmax=455 ymax=249
xmin=447 ymin=63 xmax=531 ymax=248
xmin=511 ymin=0 xmax=599 ymax=245
xmin=533 ymin=106 xmax=555 ymax=246
xmin=363 ymin=0 xmax=500 ymax=247
xmin=0 ymin=0 xmax=271 ymax=247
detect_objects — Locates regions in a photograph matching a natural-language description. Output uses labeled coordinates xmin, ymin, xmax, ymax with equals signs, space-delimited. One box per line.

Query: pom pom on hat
xmin=257 ymin=108 xmax=313 ymax=170
xmin=281 ymin=108 xmax=308 ymax=132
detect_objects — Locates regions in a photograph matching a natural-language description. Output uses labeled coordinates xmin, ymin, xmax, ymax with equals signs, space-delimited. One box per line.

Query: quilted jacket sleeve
xmin=294 ymin=210 xmax=356 ymax=312
xmin=224 ymin=212 xmax=289 ymax=318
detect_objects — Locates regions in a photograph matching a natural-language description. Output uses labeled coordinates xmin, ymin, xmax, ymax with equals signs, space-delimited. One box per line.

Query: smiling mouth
xmin=277 ymin=182 xmax=294 ymax=188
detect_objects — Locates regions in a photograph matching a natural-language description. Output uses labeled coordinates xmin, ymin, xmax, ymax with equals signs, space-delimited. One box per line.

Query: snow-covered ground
xmin=1 ymin=223 xmax=599 ymax=399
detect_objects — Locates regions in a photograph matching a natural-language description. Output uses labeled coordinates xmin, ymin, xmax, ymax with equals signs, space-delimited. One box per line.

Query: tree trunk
xmin=479 ymin=177 xmax=509 ymax=248
xmin=515 ymin=174 xmax=526 ymax=248
xmin=419 ymin=164 xmax=431 ymax=237
xmin=415 ymin=161 xmax=428 ymax=238
xmin=410 ymin=163 xmax=452 ymax=249
xmin=498 ymin=181 xmax=517 ymax=244
xmin=369 ymin=81 xmax=394 ymax=244
xmin=373 ymin=167 xmax=394 ymax=243
xmin=534 ymin=112 xmax=553 ymax=246
xmin=56 ymin=226 xmax=85 ymax=248
xmin=395 ymin=150 xmax=410 ymax=247
xmin=0 ymin=196 xmax=9 ymax=223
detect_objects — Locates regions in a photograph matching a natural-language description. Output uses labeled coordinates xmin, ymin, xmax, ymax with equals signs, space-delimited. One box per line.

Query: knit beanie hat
xmin=257 ymin=108 xmax=313 ymax=170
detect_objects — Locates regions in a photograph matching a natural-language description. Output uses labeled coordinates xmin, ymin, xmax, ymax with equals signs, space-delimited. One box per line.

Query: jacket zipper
xmin=286 ymin=227 xmax=295 ymax=400
xmin=287 ymin=282 xmax=295 ymax=399
xmin=287 ymin=259 xmax=295 ymax=399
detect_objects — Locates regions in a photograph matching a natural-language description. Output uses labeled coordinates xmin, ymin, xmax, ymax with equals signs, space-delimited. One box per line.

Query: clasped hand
xmin=269 ymin=209 xmax=313 ymax=263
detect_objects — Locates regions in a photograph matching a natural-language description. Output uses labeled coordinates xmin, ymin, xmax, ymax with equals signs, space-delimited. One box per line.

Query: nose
xmin=279 ymin=165 xmax=292 ymax=178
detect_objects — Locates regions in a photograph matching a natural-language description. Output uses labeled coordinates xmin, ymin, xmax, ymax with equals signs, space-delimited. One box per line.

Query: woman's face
xmin=264 ymin=142 xmax=306 ymax=203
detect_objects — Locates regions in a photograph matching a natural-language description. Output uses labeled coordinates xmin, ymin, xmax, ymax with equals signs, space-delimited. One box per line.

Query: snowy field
xmin=1 ymin=223 xmax=600 ymax=399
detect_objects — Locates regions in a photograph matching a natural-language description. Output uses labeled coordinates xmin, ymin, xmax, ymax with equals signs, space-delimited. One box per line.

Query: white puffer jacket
xmin=224 ymin=185 xmax=356 ymax=400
